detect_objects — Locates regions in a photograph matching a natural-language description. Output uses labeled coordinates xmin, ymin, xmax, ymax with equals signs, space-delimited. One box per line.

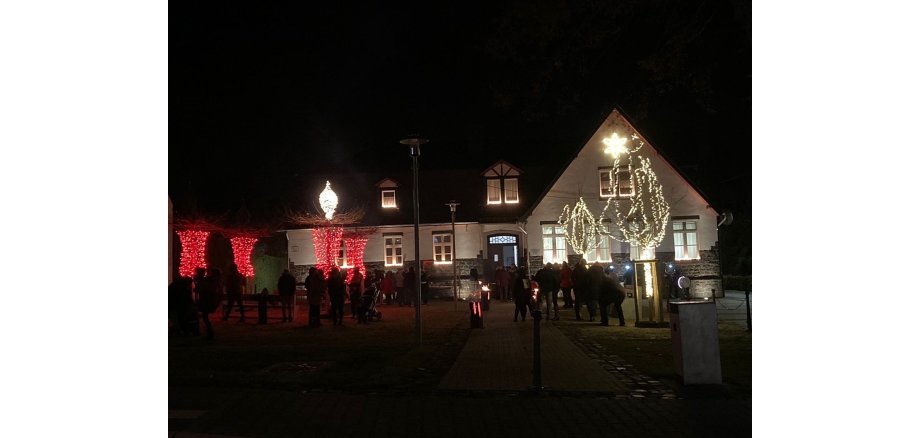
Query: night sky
xmin=170 ymin=1 xmax=751 ymax=271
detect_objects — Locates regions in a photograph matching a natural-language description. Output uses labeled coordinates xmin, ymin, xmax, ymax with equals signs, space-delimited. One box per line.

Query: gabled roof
xmin=519 ymin=106 xmax=720 ymax=220
xmin=375 ymin=178 xmax=400 ymax=188
xmin=481 ymin=160 xmax=523 ymax=177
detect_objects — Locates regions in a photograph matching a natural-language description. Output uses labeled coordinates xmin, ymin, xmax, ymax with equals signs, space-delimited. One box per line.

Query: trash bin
xmin=469 ymin=301 xmax=484 ymax=328
xmin=669 ymin=300 xmax=722 ymax=384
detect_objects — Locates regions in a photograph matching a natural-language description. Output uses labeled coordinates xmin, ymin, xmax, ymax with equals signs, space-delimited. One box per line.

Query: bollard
xmin=745 ymin=290 xmax=751 ymax=331
xmin=531 ymin=309 xmax=543 ymax=390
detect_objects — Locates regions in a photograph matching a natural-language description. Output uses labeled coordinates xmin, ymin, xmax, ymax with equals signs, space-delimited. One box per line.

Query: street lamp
xmin=400 ymin=134 xmax=428 ymax=346
xmin=445 ymin=200 xmax=460 ymax=311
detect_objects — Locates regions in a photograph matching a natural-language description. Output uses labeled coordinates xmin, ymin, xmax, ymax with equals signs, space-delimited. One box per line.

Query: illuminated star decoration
xmin=601 ymin=132 xmax=644 ymax=158
xmin=319 ymin=181 xmax=338 ymax=220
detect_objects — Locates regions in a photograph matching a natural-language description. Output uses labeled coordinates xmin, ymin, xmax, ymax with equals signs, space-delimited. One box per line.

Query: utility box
xmin=669 ymin=300 xmax=722 ymax=384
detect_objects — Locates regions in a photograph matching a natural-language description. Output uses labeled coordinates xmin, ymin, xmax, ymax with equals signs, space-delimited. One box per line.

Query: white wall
xmin=287 ymin=223 xmax=484 ymax=266
xmin=525 ymin=110 xmax=718 ymax=260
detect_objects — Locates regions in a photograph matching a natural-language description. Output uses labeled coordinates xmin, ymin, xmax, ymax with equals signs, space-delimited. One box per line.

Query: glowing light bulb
xmin=319 ymin=181 xmax=338 ymax=220
xmin=603 ymin=132 xmax=629 ymax=157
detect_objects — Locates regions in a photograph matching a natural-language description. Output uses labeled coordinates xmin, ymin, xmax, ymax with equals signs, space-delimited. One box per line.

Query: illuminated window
xmin=433 ymin=233 xmax=453 ymax=263
xmin=599 ymin=168 xmax=614 ymax=198
xmin=482 ymin=161 xmax=522 ymax=206
xmin=673 ymin=221 xmax=699 ymax=260
xmin=583 ymin=235 xmax=611 ymax=263
xmin=487 ymin=179 xmax=502 ymax=204
xmin=542 ymin=225 xmax=566 ymax=264
xmin=504 ymin=178 xmax=519 ymax=203
xmin=336 ymin=240 xmax=349 ymax=267
xmin=614 ymin=166 xmax=633 ymax=198
xmin=381 ymin=190 xmax=396 ymax=208
xmin=384 ymin=234 xmax=403 ymax=266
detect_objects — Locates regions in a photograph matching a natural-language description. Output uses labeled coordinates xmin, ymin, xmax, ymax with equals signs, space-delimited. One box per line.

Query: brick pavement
xmin=171 ymin=301 xmax=751 ymax=437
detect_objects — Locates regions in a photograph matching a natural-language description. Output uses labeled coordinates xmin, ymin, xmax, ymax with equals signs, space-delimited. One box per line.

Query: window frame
xmin=384 ymin=234 xmax=403 ymax=266
xmin=583 ymin=234 xmax=611 ymax=263
xmin=541 ymin=225 xmax=566 ymax=264
xmin=486 ymin=178 xmax=502 ymax=204
xmin=381 ymin=190 xmax=396 ymax=208
xmin=672 ymin=220 xmax=700 ymax=260
xmin=599 ymin=167 xmax=614 ymax=198
xmin=432 ymin=232 xmax=454 ymax=264
xmin=504 ymin=177 xmax=519 ymax=204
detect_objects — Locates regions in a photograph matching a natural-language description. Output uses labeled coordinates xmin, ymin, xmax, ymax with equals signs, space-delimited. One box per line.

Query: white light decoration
xmin=602 ymin=132 xmax=644 ymax=158
xmin=319 ymin=180 xmax=338 ymax=220
xmin=558 ymin=197 xmax=611 ymax=257
xmin=609 ymin=153 xmax=670 ymax=252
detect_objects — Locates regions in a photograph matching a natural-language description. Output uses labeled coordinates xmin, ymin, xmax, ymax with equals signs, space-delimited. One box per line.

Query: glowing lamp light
xmin=319 ymin=181 xmax=338 ymax=220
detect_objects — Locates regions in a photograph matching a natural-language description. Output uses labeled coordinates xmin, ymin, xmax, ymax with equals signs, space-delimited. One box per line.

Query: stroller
xmin=359 ymin=283 xmax=383 ymax=324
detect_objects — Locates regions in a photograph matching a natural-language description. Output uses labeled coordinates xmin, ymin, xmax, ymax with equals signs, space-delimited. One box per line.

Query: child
xmin=258 ymin=287 xmax=269 ymax=325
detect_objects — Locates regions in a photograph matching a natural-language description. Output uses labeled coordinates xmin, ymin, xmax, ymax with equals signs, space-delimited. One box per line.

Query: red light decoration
xmin=343 ymin=236 xmax=368 ymax=284
xmin=312 ymin=226 xmax=343 ymax=278
xmin=230 ymin=236 xmax=258 ymax=277
xmin=177 ymin=230 xmax=209 ymax=278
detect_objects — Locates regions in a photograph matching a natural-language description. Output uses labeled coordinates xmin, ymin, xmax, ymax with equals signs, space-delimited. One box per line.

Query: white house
xmin=284 ymin=108 xmax=723 ymax=306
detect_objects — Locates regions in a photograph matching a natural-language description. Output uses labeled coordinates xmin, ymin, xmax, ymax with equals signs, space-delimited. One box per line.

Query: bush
xmin=723 ymin=275 xmax=752 ymax=291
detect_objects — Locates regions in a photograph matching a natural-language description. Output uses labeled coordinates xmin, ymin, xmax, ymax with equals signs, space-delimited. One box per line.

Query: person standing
xmin=349 ymin=269 xmax=364 ymax=319
xmin=586 ymin=263 xmax=604 ymax=322
xmin=534 ymin=263 xmax=559 ymax=321
xmin=421 ymin=270 xmax=430 ymax=305
xmin=394 ymin=268 xmax=405 ymax=306
xmin=277 ymin=269 xmax=296 ymax=322
xmin=404 ymin=267 xmax=417 ymax=307
xmin=511 ymin=269 xmax=531 ymax=322
xmin=222 ymin=263 xmax=245 ymax=322
xmin=327 ymin=267 xmax=346 ymax=326
xmin=495 ymin=266 xmax=510 ymax=301
xmin=559 ymin=261 xmax=573 ymax=309
xmin=196 ymin=268 xmax=221 ymax=339
xmin=572 ymin=260 xmax=590 ymax=321
xmin=380 ymin=271 xmax=394 ymax=305
xmin=612 ymin=273 xmax=627 ymax=327
xmin=306 ymin=267 xmax=326 ymax=328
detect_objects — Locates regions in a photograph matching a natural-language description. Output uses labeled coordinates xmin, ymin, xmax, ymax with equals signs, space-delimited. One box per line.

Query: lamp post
xmin=400 ymin=135 xmax=428 ymax=346
xmin=446 ymin=200 xmax=460 ymax=311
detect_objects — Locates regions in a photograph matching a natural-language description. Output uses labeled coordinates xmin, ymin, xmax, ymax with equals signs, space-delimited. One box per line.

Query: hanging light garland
xmin=229 ymin=236 xmax=258 ymax=277
xmin=177 ymin=230 xmax=209 ymax=278
xmin=606 ymin=132 xmax=670 ymax=254
xmin=311 ymin=226 xmax=344 ymax=279
xmin=558 ymin=197 xmax=611 ymax=257
xmin=343 ymin=236 xmax=368 ymax=284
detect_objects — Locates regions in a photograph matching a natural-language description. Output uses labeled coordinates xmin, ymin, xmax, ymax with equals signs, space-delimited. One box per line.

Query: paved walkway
xmin=439 ymin=301 xmax=628 ymax=393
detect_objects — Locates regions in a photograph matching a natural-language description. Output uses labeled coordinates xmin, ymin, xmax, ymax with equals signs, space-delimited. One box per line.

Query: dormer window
xmin=376 ymin=178 xmax=400 ymax=209
xmin=482 ymin=160 xmax=522 ymax=205
xmin=381 ymin=190 xmax=396 ymax=208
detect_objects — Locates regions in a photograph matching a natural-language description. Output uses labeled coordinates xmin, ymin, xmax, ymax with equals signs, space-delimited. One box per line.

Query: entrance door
xmin=487 ymin=234 xmax=520 ymax=272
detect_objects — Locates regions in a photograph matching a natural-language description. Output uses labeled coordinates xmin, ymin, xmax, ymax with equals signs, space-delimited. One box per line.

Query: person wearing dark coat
xmin=169 ymin=276 xmax=197 ymax=336
xmin=306 ymin=267 xmax=326 ymax=327
xmin=404 ymin=267 xmax=417 ymax=307
xmin=195 ymin=267 xmax=220 ymax=339
xmin=571 ymin=260 xmax=590 ymax=321
xmin=585 ymin=263 xmax=605 ymax=321
xmin=277 ymin=269 xmax=297 ymax=322
xmin=511 ymin=269 xmax=531 ymax=322
xmin=349 ymin=270 xmax=364 ymax=319
xmin=222 ymin=263 xmax=245 ymax=322
xmin=327 ymin=267 xmax=346 ymax=326
xmin=597 ymin=275 xmax=616 ymax=326
xmin=534 ymin=263 xmax=560 ymax=321
xmin=612 ymin=274 xmax=627 ymax=326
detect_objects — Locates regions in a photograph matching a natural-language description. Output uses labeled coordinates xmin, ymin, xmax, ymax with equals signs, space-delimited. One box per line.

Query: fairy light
xmin=611 ymin=154 xmax=670 ymax=252
xmin=311 ymin=226 xmax=343 ymax=278
xmin=559 ymin=197 xmax=611 ymax=257
xmin=177 ymin=230 xmax=209 ymax=278
xmin=602 ymin=132 xmax=644 ymax=157
xmin=319 ymin=181 xmax=338 ymax=220
xmin=230 ymin=236 xmax=258 ymax=277
xmin=643 ymin=261 xmax=654 ymax=298
xmin=343 ymin=236 xmax=368 ymax=283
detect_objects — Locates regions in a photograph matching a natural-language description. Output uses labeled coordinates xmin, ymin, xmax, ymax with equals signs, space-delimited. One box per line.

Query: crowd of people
xmin=169 ymin=259 xmax=633 ymax=340
xmin=497 ymin=260 xmax=628 ymax=327
xmin=168 ymin=264 xmax=433 ymax=338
